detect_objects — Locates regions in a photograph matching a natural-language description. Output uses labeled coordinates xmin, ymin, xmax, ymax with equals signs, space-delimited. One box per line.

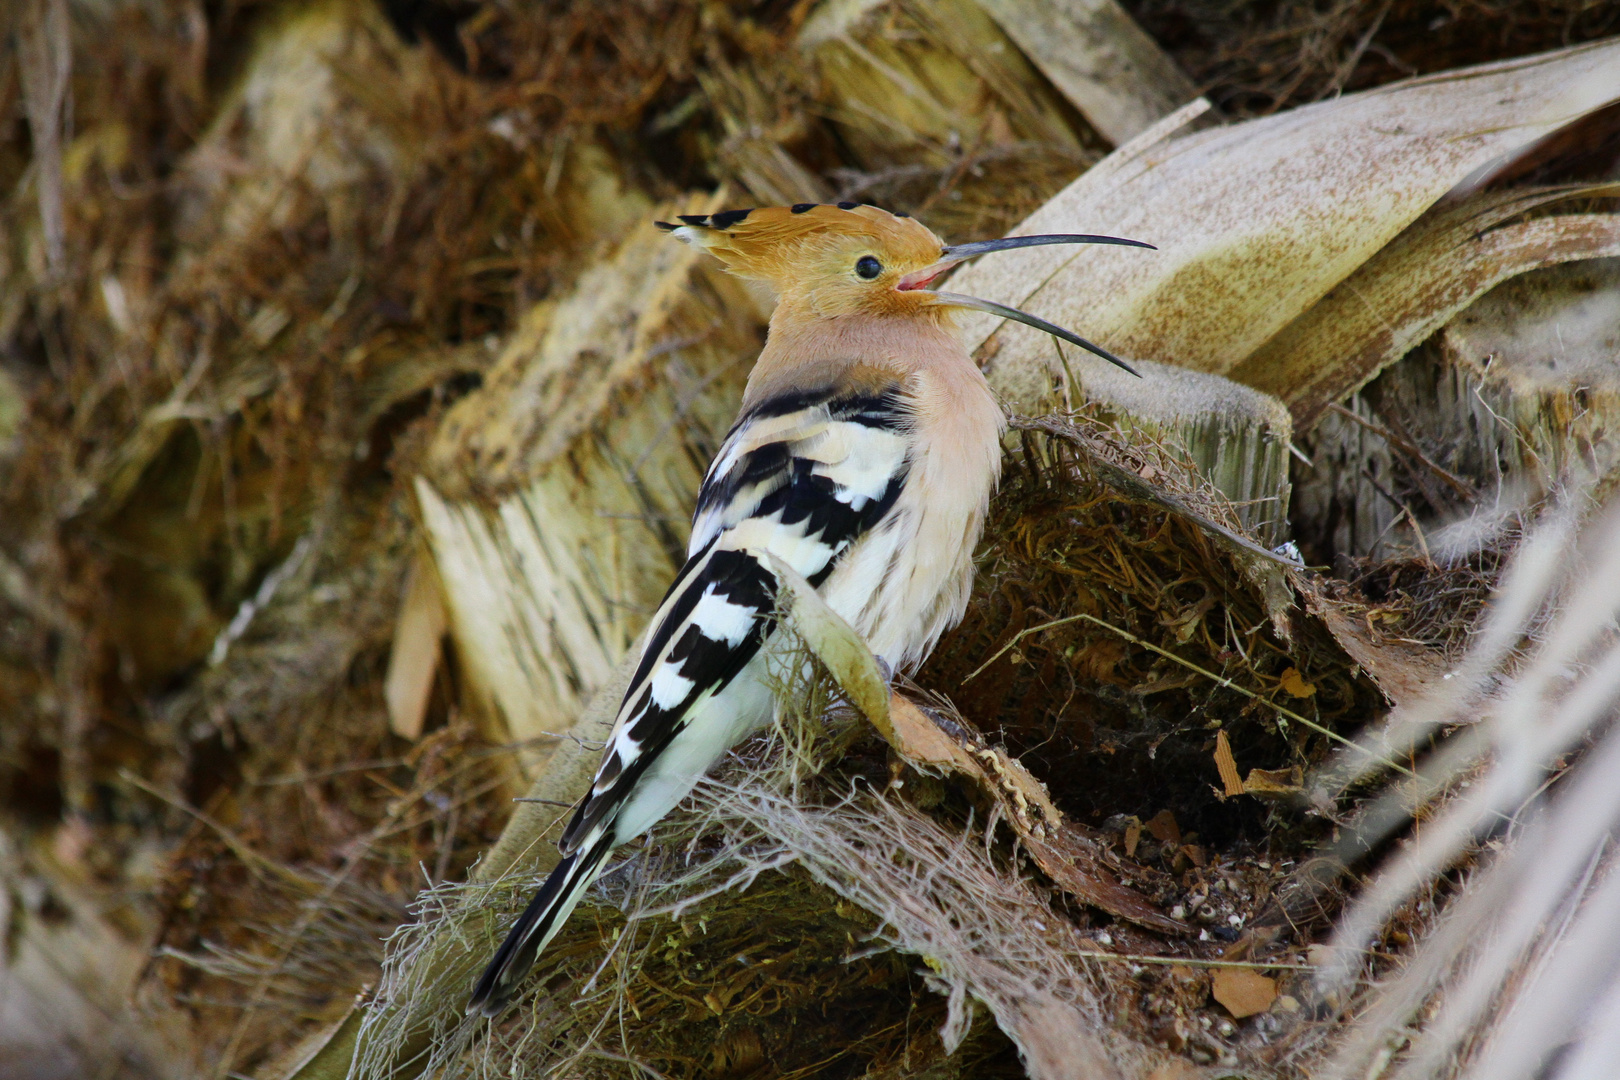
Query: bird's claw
xmin=875 ymin=656 xmax=894 ymax=687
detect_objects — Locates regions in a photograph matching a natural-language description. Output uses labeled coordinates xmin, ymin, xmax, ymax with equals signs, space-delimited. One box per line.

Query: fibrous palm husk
xmin=0 ymin=0 xmax=710 ymax=1073
xmin=1292 ymin=247 xmax=1620 ymax=565
xmin=408 ymin=0 xmax=1186 ymax=776
xmin=119 ymin=4 xmax=1205 ymax=1075
xmin=1298 ymin=495 xmax=1620 ymax=1080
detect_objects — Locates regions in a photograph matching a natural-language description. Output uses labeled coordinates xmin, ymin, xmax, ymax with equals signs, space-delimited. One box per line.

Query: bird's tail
xmin=468 ymin=833 xmax=614 ymax=1017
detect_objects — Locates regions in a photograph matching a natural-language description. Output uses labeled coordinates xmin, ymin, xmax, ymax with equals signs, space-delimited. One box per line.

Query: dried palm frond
xmin=1315 ymin=493 xmax=1620 ymax=1080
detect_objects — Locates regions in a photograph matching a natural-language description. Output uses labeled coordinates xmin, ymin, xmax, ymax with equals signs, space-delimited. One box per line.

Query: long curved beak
xmin=930 ymin=292 xmax=1139 ymax=376
xmin=942 ymin=233 xmax=1155 ymax=261
xmin=898 ymin=232 xmax=1153 ymax=377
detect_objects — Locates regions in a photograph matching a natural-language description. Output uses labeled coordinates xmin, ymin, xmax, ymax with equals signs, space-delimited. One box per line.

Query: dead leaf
xmin=1213 ymin=730 xmax=1244 ymax=797
xmin=767 ymin=552 xmax=896 ymax=747
xmin=887 ymin=694 xmax=983 ymax=773
xmin=1123 ymin=821 xmax=1141 ymax=859
xmin=1076 ymin=638 xmax=1128 ymax=683
xmin=1024 ymin=823 xmax=1188 ymax=936
xmin=1221 ymin=925 xmax=1282 ymax=962
xmin=1166 ymin=594 xmax=1218 ymax=644
xmin=1244 ymin=766 xmax=1305 ymax=800
xmin=1278 ymin=666 xmax=1316 ymax=699
xmin=1212 ymin=968 xmax=1277 ymax=1019
xmin=384 ymin=553 xmax=447 ymax=740
xmin=1145 ymin=809 xmax=1181 ymax=847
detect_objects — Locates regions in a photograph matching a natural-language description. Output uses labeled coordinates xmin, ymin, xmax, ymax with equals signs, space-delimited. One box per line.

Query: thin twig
xmin=120 ymin=769 xmax=317 ymax=887
xmin=1079 ymin=951 xmax=1315 ymax=971
xmin=254 ymin=757 xmax=412 ymax=786
xmin=964 ymin=613 xmax=1417 ymax=778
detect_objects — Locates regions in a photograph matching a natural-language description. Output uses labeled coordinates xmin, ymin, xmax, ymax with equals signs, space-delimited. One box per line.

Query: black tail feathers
xmin=468 ymin=836 xmax=613 ymax=1017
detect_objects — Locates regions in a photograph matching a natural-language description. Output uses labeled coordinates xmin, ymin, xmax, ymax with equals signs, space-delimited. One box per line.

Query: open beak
xmin=897 ymin=233 xmax=1154 ymax=377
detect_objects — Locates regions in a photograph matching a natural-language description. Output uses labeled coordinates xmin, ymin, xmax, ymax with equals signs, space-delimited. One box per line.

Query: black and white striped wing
xmin=468 ymin=385 xmax=913 ymax=1014
xmin=558 ymin=385 xmax=913 ymax=854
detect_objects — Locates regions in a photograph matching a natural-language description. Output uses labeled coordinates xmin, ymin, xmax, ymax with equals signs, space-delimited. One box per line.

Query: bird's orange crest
xmin=657 ymin=203 xmax=947 ymax=319
xmin=657 ymin=203 xmax=1154 ymax=372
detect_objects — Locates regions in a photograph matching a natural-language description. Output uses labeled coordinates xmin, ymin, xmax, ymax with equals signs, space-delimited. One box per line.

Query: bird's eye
xmin=855 ymin=255 xmax=882 ymax=280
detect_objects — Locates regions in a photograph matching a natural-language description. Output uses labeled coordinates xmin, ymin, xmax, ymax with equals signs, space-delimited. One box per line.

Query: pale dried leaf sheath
xmin=1292 ymin=235 xmax=1620 ymax=568
xmin=1212 ymin=967 xmax=1277 ymax=1019
xmin=767 ymin=553 xmax=896 ymax=743
xmin=1232 ymin=188 xmax=1620 ymax=427
xmin=949 ymin=39 xmax=1620 ymax=380
xmin=0 ymin=830 xmax=194 ymax=1076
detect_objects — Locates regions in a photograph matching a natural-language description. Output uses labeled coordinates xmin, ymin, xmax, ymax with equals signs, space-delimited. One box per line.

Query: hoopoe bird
xmin=469 ymin=202 xmax=1149 ymax=1015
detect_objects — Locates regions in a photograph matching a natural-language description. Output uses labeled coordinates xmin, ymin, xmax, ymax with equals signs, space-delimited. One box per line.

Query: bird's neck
xmin=741 ymin=307 xmax=977 ymax=411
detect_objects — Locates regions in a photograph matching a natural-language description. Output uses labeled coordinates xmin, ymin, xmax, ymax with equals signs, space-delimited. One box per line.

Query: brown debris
xmin=1243 ymin=767 xmax=1305 ymax=801
xmin=1211 ymin=968 xmax=1277 ymax=1019
xmin=1213 ymin=732 xmax=1244 ymax=798
xmin=1126 ymin=0 xmax=1620 ymax=117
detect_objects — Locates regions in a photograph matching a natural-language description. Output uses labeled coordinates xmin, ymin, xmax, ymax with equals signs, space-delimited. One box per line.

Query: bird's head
xmin=656 ymin=202 xmax=1153 ymax=375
